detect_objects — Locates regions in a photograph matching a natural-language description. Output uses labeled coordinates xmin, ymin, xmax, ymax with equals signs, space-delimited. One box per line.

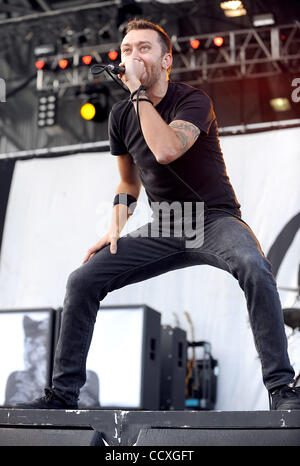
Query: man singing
xmin=16 ymin=19 xmax=299 ymax=410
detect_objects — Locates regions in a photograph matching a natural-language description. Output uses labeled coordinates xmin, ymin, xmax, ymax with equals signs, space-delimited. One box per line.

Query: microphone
xmin=106 ymin=64 xmax=125 ymax=75
xmin=90 ymin=64 xmax=125 ymax=76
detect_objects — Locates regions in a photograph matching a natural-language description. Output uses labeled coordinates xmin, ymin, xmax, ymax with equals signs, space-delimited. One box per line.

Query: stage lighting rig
xmin=32 ymin=23 xmax=300 ymax=90
xmin=37 ymin=94 xmax=57 ymax=128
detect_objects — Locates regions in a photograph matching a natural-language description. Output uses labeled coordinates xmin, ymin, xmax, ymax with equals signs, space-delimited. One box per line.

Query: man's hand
xmin=82 ymin=230 xmax=120 ymax=264
xmin=118 ymin=58 xmax=146 ymax=93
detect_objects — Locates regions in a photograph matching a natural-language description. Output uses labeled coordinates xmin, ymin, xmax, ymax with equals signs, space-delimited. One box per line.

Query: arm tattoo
xmin=169 ymin=121 xmax=200 ymax=152
xmin=173 ymin=128 xmax=189 ymax=151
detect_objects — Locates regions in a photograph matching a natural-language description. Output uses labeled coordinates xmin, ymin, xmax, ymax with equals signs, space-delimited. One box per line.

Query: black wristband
xmin=113 ymin=193 xmax=137 ymax=215
xmin=130 ymin=85 xmax=146 ymax=102
xmin=131 ymin=97 xmax=153 ymax=105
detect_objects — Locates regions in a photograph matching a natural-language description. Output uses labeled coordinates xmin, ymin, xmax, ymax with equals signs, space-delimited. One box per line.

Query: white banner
xmin=0 ymin=127 xmax=299 ymax=410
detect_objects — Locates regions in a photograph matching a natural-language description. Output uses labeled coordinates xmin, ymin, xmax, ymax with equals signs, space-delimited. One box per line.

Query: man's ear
xmin=162 ymin=53 xmax=172 ymax=70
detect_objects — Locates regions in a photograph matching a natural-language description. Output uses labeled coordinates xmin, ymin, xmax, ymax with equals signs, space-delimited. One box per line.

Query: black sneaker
xmin=12 ymin=388 xmax=78 ymax=410
xmin=269 ymin=385 xmax=300 ymax=410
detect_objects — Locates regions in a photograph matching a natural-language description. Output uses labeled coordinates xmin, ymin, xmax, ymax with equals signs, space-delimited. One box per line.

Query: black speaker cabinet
xmin=159 ymin=325 xmax=187 ymax=410
xmin=55 ymin=304 xmax=162 ymax=410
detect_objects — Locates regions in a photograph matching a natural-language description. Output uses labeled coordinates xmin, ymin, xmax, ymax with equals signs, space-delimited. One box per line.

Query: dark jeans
xmin=52 ymin=209 xmax=295 ymax=404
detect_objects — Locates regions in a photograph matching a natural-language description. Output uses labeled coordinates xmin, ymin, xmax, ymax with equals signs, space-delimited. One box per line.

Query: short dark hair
xmin=124 ymin=18 xmax=172 ymax=75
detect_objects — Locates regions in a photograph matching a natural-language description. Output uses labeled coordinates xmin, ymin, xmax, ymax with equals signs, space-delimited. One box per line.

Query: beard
xmin=140 ymin=60 xmax=162 ymax=89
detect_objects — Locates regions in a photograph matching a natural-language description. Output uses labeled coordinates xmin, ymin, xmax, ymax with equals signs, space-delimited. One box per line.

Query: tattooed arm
xmin=169 ymin=120 xmax=200 ymax=158
xmin=130 ymin=92 xmax=201 ymax=164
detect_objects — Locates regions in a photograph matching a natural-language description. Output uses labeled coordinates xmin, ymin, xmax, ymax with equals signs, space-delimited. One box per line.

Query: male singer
xmin=15 ymin=19 xmax=299 ymax=410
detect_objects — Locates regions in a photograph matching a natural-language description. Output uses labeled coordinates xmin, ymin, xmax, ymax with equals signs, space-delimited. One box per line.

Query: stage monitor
xmin=55 ymin=304 xmax=162 ymax=410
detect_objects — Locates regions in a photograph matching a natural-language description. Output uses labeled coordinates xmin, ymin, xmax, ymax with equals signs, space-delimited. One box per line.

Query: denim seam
xmin=102 ymin=246 xmax=234 ymax=295
xmin=109 ymin=214 xmax=239 ymax=288
xmin=102 ymin=248 xmax=186 ymax=292
xmin=183 ymin=248 xmax=234 ymax=274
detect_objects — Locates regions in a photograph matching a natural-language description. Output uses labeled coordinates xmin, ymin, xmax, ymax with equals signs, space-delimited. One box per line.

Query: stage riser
xmin=0 ymin=409 xmax=300 ymax=446
xmin=136 ymin=428 xmax=300 ymax=446
xmin=0 ymin=428 xmax=104 ymax=446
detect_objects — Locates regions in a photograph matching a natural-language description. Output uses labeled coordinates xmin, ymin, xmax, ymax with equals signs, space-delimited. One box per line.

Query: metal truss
xmin=0 ymin=1 xmax=118 ymax=25
xmin=172 ymin=22 xmax=300 ymax=84
xmin=35 ymin=22 xmax=300 ymax=93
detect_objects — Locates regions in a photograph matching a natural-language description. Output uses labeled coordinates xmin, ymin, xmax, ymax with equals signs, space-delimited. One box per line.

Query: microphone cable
xmin=90 ymin=64 xmax=129 ymax=93
xmin=90 ymin=64 xmax=247 ymax=225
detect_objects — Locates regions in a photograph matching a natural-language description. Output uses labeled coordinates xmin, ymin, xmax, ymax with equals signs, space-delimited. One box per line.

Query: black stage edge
xmin=0 ymin=409 xmax=300 ymax=446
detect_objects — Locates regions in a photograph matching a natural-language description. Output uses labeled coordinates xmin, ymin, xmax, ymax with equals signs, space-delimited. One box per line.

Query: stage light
xmin=220 ymin=1 xmax=246 ymax=17
xmin=82 ymin=55 xmax=93 ymax=65
xmin=224 ymin=7 xmax=246 ymax=17
xmin=108 ymin=50 xmax=118 ymax=61
xmin=80 ymin=102 xmax=96 ymax=121
xmin=35 ymin=60 xmax=45 ymax=70
xmin=58 ymin=59 xmax=69 ymax=70
xmin=190 ymin=39 xmax=200 ymax=50
xmin=253 ymin=13 xmax=274 ymax=27
xmin=37 ymin=94 xmax=57 ymax=128
xmin=34 ymin=44 xmax=56 ymax=57
xmin=214 ymin=36 xmax=224 ymax=47
xmin=270 ymin=98 xmax=291 ymax=112
xmin=80 ymin=89 xmax=109 ymax=123
xmin=220 ymin=0 xmax=242 ymax=9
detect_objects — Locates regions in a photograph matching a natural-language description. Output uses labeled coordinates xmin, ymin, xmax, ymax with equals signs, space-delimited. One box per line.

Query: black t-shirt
xmin=108 ymin=81 xmax=241 ymax=217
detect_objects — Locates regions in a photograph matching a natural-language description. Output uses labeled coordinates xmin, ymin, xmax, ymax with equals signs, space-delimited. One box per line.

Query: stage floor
xmin=0 ymin=408 xmax=300 ymax=446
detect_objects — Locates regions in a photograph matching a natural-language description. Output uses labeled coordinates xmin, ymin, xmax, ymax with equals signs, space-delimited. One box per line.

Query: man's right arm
xmin=82 ymin=154 xmax=141 ymax=263
xmin=110 ymin=154 xmax=141 ymax=241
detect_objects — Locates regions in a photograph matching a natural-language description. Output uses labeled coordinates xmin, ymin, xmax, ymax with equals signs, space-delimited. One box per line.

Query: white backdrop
xmin=0 ymin=126 xmax=299 ymax=411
